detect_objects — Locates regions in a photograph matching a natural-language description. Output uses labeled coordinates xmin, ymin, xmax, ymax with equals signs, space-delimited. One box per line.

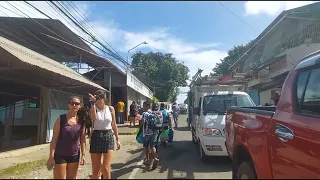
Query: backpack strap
xmin=109 ymin=106 xmax=113 ymax=115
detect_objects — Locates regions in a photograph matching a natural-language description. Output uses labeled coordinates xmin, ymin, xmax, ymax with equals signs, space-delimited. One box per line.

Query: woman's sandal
xmin=143 ymin=158 xmax=151 ymax=165
xmin=151 ymin=158 xmax=159 ymax=170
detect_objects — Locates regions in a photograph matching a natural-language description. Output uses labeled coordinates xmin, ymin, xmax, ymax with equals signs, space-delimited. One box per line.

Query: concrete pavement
xmin=117 ymin=115 xmax=232 ymax=179
xmin=4 ymin=135 xmax=140 ymax=179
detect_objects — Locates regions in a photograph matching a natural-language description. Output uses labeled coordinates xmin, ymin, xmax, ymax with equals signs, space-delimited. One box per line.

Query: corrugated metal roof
xmin=0 ymin=35 xmax=106 ymax=91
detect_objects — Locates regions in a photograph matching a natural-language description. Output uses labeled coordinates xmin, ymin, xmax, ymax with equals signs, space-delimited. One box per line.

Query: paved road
xmin=116 ymin=114 xmax=232 ymax=179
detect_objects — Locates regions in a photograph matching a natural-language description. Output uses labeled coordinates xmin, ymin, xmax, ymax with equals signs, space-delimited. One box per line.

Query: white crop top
xmin=93 ymin=105 xmax=112 ymax=130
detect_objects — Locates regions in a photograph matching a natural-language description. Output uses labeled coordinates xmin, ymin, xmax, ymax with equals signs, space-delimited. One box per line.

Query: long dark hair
xmin=77 ymin=107 xmax=91 ymax=127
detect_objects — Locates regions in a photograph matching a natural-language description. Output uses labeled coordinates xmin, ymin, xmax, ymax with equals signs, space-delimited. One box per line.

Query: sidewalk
xmin=117 ymin=122 xmax=139 ymax=135
xmin=14 ymin=135 xmax=141 ymax=179
xmin=0 ymin=123 xmax=138 ymax=170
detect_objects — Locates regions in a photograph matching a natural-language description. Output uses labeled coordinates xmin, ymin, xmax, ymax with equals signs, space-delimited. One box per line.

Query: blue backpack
xmin=145 ymin=112 xmax=162 ymax=131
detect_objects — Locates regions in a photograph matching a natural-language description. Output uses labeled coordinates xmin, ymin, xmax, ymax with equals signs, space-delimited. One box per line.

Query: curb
xmin=118 ymin=132 xmax=136 ymax=135
xmin=0 ymin=143 xmax=49 ymax=159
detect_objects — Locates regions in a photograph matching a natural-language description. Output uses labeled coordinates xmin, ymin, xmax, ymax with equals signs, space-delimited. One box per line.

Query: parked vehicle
xmin=188 ymin=72 xmax=255 ymax=162
xmin=178 ymin=103 xmax=188 ymax=114
xmin=193 ymin=91 xmax=255 ymax=161
xmin=225 ymin=51 xmax=320 ymax=179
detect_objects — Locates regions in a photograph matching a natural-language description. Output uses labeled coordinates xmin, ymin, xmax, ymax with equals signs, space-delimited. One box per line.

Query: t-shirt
xmin=129 ymin=104 xmax=136 ymax=117
xmin=161 ymin=109 xmax=169 ymax=123
xmin=172 ymin=105 xmax=180 ymax=113
xmin=117 ymin=101 xmax=124 ymax=112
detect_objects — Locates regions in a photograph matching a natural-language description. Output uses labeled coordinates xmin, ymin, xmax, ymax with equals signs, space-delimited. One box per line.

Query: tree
xmin=212 ymin=40 xmax=253 ymax=76
xmin=131 ymin=52 xmax=189 ymax=102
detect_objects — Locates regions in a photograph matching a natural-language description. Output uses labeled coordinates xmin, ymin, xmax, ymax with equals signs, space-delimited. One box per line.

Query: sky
xmin=0 ymin=1 xmax=316 ymax=103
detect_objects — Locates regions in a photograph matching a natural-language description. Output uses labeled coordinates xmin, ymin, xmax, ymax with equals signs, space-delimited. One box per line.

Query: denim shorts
xmin=143 ymin=134 xmax=157 ymax=148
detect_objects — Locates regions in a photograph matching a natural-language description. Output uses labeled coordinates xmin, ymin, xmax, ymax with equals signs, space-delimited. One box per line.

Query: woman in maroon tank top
xmin=47 ymin=96 xmax=86 ymax=179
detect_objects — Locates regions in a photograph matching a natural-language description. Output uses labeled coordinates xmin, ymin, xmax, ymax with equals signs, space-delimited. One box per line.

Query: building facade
xmin=230 ymin=2 xmax=320 ymax=105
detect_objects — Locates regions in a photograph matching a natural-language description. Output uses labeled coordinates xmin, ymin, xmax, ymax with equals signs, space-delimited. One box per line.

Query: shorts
xmin=143 ymin=134 xmax=158 ymax=148
xmin=54 ymin=153 xmax=80 ymax=164
xmin=173 ymin=112 xmax=179 ymax=119
xmin=90 ymin=130 xmax=115 ymax=153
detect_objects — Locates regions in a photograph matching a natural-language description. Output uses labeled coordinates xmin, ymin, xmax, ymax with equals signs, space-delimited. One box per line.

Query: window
xmin=28 ymin=98 xmax=39 ymax=109
xmin=202 ymin=94 xmax=254 ymax=113
xmin=296 ymin=68 xmax=320 ymax=116
xmin=296 ymin=70 xmax=310 ymax=106
xmin=301 ymin=68 xmax=320 ymax=116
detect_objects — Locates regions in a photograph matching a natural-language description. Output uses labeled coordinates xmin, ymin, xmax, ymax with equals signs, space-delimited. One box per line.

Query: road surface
xmin=116 ymin=114 xmax=232 ymax=179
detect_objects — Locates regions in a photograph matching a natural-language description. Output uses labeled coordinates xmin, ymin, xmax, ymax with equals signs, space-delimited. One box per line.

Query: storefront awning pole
xmin=109 ymin=68 xmax=112 ymax=106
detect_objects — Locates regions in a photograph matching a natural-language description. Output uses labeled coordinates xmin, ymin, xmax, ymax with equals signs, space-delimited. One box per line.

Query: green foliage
xmin=152 ymin=96 xmax=159 ymax=103
xmin=131 ymin=52 xmax=189 ymax=102
xmin=212 ymin=40 xmax=253 ymax=76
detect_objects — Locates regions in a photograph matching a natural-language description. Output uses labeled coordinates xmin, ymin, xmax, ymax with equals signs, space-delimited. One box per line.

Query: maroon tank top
xmin=55 ymin=114 xmax=83 ymax=156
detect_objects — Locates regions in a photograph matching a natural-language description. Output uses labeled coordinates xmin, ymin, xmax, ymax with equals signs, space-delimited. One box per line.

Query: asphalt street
xmin=116 ymin=114 xmax=232 ymax=179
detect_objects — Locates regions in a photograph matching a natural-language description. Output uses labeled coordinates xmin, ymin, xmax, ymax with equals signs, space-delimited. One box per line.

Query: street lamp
xmin=126 ymin=41 xmax=148 ymax=64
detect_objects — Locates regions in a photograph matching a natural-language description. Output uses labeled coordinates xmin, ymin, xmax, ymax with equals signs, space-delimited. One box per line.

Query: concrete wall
xmin=127 ymin=87 xmax=148 ymax=113
xmin=259 ymin=89 xmax=272 ymax=105
xmin=103 ymin=69 xmax=126 ymax=88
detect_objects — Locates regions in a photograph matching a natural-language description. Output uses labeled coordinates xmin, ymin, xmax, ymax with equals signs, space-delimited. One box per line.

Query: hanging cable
xmin=218 ymin=2 xmax=257 ymax=33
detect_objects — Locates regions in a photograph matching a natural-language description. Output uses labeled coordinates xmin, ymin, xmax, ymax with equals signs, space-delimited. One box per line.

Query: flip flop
xmin=143 ymin=158 xmax=151 ymax=165
xmin=151 ymin=158 xmax=159 ymax=170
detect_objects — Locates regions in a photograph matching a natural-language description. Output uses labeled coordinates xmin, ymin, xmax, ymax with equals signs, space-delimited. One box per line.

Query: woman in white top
xmin=88 ymin=90 xmax=120 ymax=179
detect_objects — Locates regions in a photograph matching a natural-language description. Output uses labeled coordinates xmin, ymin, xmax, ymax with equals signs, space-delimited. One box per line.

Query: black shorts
xmin=54 ymin=153 xmax=80 ymax=164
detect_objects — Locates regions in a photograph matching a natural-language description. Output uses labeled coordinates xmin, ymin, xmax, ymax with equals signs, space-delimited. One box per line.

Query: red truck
xmin=225 ymin=51 xmax=320 ymax=179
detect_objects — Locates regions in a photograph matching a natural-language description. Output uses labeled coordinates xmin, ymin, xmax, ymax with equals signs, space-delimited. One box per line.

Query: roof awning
xmin=0 ymin=35 xmax=106 ymax=94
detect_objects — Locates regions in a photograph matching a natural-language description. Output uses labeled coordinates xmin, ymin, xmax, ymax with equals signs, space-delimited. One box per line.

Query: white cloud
xmin=0 ymin=1 xmax=228 ymax=103
xmin=244 ymin=1 xmax=317 ymax=16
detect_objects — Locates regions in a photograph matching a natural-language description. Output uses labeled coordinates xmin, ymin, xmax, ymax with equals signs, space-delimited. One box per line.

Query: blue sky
xmin=0 ymin=1 xmax=316 ymax=103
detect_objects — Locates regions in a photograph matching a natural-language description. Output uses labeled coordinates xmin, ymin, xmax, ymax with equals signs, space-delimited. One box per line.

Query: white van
xmin=192 ymin=91 xmax=255 ymax=161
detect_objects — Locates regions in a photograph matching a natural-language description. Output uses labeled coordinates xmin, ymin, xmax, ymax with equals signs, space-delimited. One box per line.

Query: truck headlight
xmin=202 ymin=128 xmax=222 ymax=137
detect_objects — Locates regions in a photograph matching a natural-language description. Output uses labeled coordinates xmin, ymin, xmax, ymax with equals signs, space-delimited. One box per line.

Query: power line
xmin=66 ymin=1 xmax=123 ymax=59
xmin=51 ymin=1 xmax=127 ymax=66
xmin=218 ymin=2 xmax=257 ymax=33
xmin=0 ymin=3 xmax=110 ymax=82
xmin=22 ymin=1 xmax=126 ymax=70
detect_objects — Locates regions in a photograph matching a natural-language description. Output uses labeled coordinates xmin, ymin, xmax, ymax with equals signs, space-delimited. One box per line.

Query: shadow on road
xmin=155 ymin=140 xmax=232 ymax=179
xmin=127 ymin=147 xmax=143 ymax=155
xmin=174 ymin=126 xmax=191 ymax=132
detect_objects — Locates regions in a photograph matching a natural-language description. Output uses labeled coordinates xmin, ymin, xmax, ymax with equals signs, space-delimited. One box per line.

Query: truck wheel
xmin=198 ymin=140 xmax=209 ymax=162
xmin=236 ymin=161 xmax=257 ymax=179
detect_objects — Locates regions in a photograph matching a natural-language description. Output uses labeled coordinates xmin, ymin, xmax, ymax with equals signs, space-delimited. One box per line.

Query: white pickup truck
xmin=191 ymin=88 xmax=255 ymax=162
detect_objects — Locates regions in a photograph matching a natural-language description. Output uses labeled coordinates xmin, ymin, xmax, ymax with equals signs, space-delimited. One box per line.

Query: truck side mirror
xmin=193 ymin=107 xmax=199 ymax=115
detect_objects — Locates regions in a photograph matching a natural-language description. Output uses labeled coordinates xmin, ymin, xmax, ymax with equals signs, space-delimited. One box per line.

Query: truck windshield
xmin=203 ymin=94 xmax=254 ymax=113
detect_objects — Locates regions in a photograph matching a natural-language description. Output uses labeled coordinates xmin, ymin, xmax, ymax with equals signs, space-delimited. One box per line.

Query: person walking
xmin=116 ymin=100 xmax=125 ymax=124
xmin=141 ymin=102 xmax=161 ymax=169
xmin=172 ymin=102 xmax=180 ymax=128
xmin=46 ymin=96 xmax=86 ymax=179
xmin=88 ymin=90 xmax=121 ymax=179
xmin=129 ymin=101 xmax=137 ymax=126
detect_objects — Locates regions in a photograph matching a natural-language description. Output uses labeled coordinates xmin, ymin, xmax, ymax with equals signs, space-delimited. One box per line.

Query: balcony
xmin=248 ymin=77 xmax=270 ymax=88
xmin=269 ymin=66 xmax=292 ymax=79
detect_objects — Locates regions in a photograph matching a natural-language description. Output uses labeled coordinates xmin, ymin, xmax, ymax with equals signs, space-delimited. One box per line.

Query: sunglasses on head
xmin=69 ymin=102 xmax=81 ymax=106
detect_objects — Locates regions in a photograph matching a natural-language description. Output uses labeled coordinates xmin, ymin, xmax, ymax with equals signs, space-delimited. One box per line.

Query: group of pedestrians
xmin=47 ymin=90 xmax=120 ymax=179
xmin=138 ymin=101 xmax=175 ymax=170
